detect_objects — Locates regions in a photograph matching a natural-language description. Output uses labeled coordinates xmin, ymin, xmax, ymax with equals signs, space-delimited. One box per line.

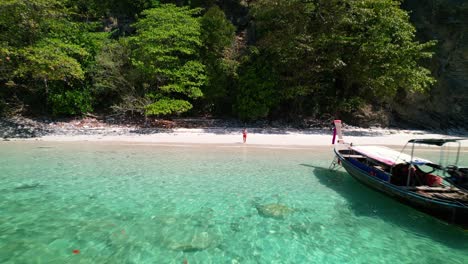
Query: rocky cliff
xmin=398 ymin=0 xmax=468 ymax=129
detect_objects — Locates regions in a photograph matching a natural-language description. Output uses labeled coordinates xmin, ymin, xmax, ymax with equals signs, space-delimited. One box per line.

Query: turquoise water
xmin=0 ymin=142 xmax=467 ymax=264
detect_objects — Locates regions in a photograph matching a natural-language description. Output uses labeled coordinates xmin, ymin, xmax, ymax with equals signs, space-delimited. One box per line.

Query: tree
xmin=235 ymin=49 xmax=279 ymax=120
xmin=14 ymin=38 xmax=89 ymax=112
xmin=199 ymin=6 xmax=236 ymax=114
xmin=129 ymin=4 xmax=206 ymax=116
xmin=250 ymin=0 xmax=436 ymax=117
xmin=0 ymin=0 xmax=65 ymax=47
xmin=0 ymin=0 xmax=109 ymax=115
xmin=91 ymin=39 xmax=134 ymax=109
xmin=67 ymin=0 xmax=160 ymax=18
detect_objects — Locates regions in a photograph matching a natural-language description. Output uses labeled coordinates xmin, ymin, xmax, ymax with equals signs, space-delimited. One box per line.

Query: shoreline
xmin=4 ymin=127 xmax=467 ymax=148
xmin=1 ymin=116 xmax=466 ymax=147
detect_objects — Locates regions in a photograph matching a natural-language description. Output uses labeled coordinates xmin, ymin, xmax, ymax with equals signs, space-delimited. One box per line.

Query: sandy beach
xmin=9 ymin=127 xmax=466 ymax=148
xmin=1 ymin=116 xmax=466 ymax=147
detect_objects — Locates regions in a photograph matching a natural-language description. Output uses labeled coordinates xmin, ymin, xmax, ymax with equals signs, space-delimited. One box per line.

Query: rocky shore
xmin=0 ymin=116 xmax=334 ymax=139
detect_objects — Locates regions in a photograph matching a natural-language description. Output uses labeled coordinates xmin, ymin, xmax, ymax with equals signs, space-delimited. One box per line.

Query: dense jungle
xmin=0 ymin=0 xmax=466 ymax=129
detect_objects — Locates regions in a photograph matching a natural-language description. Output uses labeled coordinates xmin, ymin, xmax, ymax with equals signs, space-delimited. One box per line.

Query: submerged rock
xmin=289 ymin=222 xmax=324 ymax=236
xmin=14 ymin=183 xmax=42 ymax=190
xmin=256 ymin=203 xmax=294 ymax=219
xmin=167 ymin=231 xmax=219 ymax=252
xmin=230 ymin=222 xmax=241 ymax=232
xmin=153 ymin=212 xmax=221 ymax=252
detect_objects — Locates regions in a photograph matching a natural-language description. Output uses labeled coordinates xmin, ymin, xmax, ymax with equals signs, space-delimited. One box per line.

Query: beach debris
xmin=255 ymin=203 xmax=294 ymax=219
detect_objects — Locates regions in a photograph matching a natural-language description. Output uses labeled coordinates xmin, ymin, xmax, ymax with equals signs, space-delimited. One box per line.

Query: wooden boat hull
xmin=335 ymin=149 xmax=468 ymax=228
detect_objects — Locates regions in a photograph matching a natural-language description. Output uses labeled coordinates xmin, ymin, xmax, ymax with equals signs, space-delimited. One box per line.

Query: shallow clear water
xmin=0 ymin=142 xmax=467 ymax=264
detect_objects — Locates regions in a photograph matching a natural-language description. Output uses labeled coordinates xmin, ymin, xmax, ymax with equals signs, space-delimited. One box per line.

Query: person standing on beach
xmin=243 ymin=128 xmax=247 ymax=143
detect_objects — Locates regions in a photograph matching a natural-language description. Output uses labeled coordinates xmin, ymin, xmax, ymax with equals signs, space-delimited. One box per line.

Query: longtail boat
xmin=330 ymin=120 xmax=468 ymax=228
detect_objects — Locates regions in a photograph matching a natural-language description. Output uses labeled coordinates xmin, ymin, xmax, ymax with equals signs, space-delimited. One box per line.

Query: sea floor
xmin=0 ymin=142 xmax=467 ymax=263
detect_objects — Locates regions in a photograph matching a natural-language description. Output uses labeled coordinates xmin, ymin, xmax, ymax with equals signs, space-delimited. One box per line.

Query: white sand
xmin=15 ymin=127 xmax=468 ymax=148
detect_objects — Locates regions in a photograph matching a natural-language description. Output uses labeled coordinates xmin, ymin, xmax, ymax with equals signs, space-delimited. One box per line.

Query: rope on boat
xmin=329 ymin=156 xmax=341 ymax=171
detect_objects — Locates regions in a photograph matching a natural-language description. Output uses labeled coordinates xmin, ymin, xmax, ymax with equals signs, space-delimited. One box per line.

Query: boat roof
xmin=350 ymin=146 xmax=432 ymax=166
xmin=408 ymin=138 xmax=466 ymax=146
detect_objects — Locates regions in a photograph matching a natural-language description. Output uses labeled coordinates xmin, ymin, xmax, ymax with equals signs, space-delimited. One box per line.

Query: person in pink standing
xmin=242 ymin=128 xmax=247 ymax=143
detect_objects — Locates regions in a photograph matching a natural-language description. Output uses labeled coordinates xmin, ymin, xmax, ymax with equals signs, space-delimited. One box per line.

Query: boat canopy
xmin=350 ymin=146 xmax=432 ymax=166
xmin=408 ymin=138 xmax=465 ymax=146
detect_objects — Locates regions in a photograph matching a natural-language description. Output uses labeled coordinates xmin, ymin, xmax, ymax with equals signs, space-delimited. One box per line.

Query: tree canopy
xmin=249 ymin=0 xmax=435 ymax=118
xmin=0 ymin=0 xmax=437 ymax=125
xmin=129 ymin=4 xmax=206 ymax=116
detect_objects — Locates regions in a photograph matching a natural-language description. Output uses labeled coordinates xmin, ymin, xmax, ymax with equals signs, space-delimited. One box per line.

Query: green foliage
xmin=337 ymin=97 xmax=365 ymax=113
xmin=0 ymin=0 xmax=111 ymax=115
xmin=199 ymin=6 xmax=236 ymax=111
xmin=201 ymin=6 xmax=236 ymax=58
xmin=251 ymin=0 xmax=436 ymax=117
xmin=0 ymin=0 xmax=440 ymax=124
xmin=159 ymin=61 xmax=205 ymax=98
xmin=339 ymin=0 xmax=436 ymax=97
xmin=235 ymin=52 xmax=279 ymax=121
xmin=67 ymin=0 xmax=160 ymax=18
xmin=15 ymin=39 xmax=87 ymax=82
xmin=145 ymin=98 xmax=192 ymax=116
xmin=0 ymin=0 xmax=66 ymax=47
xmin=49 ymin=89 xmax=93 ymax=116
xmin=0 ymin=45 xmax=14 ymax=81
xmin=91 ymin=39 xmax=134 ymax=107
xmin=130 ymin=4 xmax=207 ymax=116
xmin=189 ymin=0 xmax=217 ymax=9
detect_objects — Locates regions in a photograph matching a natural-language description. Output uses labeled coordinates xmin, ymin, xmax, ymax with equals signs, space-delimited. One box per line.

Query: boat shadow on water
xmin=300 ymin=164 xmax=468 ymax=250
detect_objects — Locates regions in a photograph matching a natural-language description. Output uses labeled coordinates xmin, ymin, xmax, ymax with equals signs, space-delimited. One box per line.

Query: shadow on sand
xmin=0 ymin=118 xmax=51 ymax=138
xmin=300 ymin=164 xmax=468 ymax=250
